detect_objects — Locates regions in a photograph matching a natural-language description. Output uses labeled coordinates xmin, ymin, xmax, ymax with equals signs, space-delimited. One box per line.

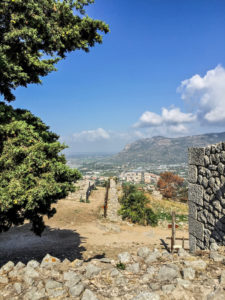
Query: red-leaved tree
xmin=157 ymin=172 xmax=184 ymax=199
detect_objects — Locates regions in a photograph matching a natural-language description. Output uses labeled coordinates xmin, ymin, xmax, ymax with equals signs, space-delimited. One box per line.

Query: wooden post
xmin=182 ymin=236 xmax=185 ymax=249
xmin=104 ymin=179 xmax=110 ymax=218
xmin=171 ymin=212 xmax=176 ymax=253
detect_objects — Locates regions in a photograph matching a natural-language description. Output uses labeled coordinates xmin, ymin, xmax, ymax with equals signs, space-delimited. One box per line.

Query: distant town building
xmin=144 ymin=172 xmax=159 ymax=184
xmin=119 ymin=171 xmax=159 ymax=184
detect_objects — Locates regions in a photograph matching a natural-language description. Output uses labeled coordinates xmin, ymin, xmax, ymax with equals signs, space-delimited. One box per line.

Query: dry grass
xmin=146 ymin=193 xmax=188 ymax=221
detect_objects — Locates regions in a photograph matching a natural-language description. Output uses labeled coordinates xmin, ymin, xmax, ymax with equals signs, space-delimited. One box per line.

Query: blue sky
xmin=11 ymin=0 xmax=225 ymax=153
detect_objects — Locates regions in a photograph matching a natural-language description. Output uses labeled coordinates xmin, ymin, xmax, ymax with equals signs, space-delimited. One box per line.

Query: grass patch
xmin=146 ymin=194 xmax=188 ymax=222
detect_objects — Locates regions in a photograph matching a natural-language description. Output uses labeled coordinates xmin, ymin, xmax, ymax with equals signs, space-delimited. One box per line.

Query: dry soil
xmin=0 ymin=187 xmax=188 ymax=266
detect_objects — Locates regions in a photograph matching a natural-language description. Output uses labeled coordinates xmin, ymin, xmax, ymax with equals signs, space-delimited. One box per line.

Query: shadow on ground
xmin=0 ymin=224 xmax=86 ymax=267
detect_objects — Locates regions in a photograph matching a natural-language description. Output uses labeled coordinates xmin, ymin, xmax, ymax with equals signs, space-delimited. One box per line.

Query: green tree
xmin=119 ymin=184 xmax=158 ymax=226
xmin=122 ymin=182 xmax=137 ymax=198
xmin=0 ymin=103 xmax=81 ymax=235
xmin=0 ymin=0 xmax=108 ymax=235
xmin=0 ymin=0 xmax=109 ymax=101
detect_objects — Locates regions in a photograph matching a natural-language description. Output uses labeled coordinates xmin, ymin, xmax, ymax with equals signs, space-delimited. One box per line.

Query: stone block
xmin=221 ymin=151 xmax=225 ymax=163
xmin=188 ymin=165 xmax=197 ymax=183
xmin=206 ymin=169 xmax=212 ymax=179
xmin=198 ymin=166 xmax=206 ymax=176
xmin=189 ymin=216 xmax=204 ymax=241
xmin=204 ymin=155 xmax=210 ymax=166
xmin=213 ymin=200 xmax=222 ymax=212
xmin=212 ymin=170 xmax=219 ymax=176
xmin=211 ymin=145 xmax=216 ymax=153
xmin=197 ymin=211 xmax=207 ymax=224
xmin=188 ymin=183 xmax=203 ymax=206
xmin=189 ymin=234 xmax=196 ymax=253
xmin=197 ymin=175 xmax=203 ymax=184
xmin=196 ymin=239 xmax=204 ymax=249
xmin=211 ymin=229 xmax=223 ymax=242
xmin=206 ymin=212 xmax=215 ymax=226
xmin=209 ymin=164 xmax=217 ymax=170
xmin=210 ymin=154 xmax=220 ymax=165
xmin=218 ymin=163 xmax=225 ymax=175
xmin=216 ymin=142 xmax=223 ymax=152
xmin=188 ymin=147 xmax=205 ymax=166
xmin=205 ymin=146 xmax=210 ymax=156
xmin=157 ymin=265 xmax=180 ymax=282
xmin=206 ymin=187 xmax=213 ymax=195
xmin=202 ymin=177 xmax=208 ymax=188
xmin=188 ymin=201 xmax=197 ymax=219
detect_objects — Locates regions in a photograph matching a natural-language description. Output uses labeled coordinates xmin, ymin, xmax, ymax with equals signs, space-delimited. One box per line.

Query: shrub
xmin=116 ymin=263 xmax=126 ymax=270
xmin=119 ymin=184 xmax=158 ymax=226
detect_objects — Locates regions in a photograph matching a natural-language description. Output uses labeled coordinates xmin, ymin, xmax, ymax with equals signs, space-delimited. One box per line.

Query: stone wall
xmin=106 ymin=179 xmax=122 ymax=222
xmin=188 ymin=142 xmax=225 ymax=252
xmin=66 ymin=179 xmax=95 ymax=202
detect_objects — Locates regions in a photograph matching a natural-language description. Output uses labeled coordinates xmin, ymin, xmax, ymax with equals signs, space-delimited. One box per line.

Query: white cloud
xmin=178 ymin=65 xmax=225 ymax=124
xmin=134 ymin=107 xmax=195 ymax=130
xmin=137 ymin=111 xmax=162 ymax=127
xmin=73 ymin=128 xmax=110 ymax=142
xmin=161 ymin=107 xmax=196 ymax=124
xmin=168 ymin=124 xmax=188 ymax=134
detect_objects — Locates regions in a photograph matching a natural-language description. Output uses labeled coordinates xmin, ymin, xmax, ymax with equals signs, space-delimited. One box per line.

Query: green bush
xmin=118 ymin=184 xmax=158 ymax=226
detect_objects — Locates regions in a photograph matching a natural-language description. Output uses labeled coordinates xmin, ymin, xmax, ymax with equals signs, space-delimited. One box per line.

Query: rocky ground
xmin=1 ymin=187 xmax=221 ymax=299
xmin=1 ymin=246 xmax=225 ymax=299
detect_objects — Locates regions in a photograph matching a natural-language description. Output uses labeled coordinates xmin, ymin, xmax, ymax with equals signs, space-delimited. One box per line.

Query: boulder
xmin=157 ymin=265 xmax=180 ymax=282
xmin=118 ymin=252 xmax=131 ymax=264
xmin=82 ymin=289 xmax=99 ymax=300
xmin=137 ymin=247 xmax=151 ymax=259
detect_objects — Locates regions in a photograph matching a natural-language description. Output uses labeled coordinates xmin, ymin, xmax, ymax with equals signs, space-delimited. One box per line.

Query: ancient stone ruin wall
xmin=106 ymin=179 xmax=122 ymax=222
xmin=188 ymin=142 xmax=225 ymax=252
xmin=66 ymin=179 xmax=95 ymax=202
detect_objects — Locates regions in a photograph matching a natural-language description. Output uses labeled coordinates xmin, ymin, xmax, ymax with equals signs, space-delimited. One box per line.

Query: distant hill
xmin=108 ymin=132 xmax=225 ymax=165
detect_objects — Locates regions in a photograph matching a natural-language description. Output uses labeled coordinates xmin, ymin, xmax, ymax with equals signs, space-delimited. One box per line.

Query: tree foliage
xmin=157 ymin=171 xmax=184 ymax=199
xmin=119 ymin=183 xmax=158 ymax=226
xmin=0 ymin=102 xmax=81 ymax=235
xmin=0 ymin=0 xmax=109 ymax=101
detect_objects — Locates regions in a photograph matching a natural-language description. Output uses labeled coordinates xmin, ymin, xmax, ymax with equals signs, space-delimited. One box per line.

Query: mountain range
xmin=108 ymin=132 xmax=225 ymax=165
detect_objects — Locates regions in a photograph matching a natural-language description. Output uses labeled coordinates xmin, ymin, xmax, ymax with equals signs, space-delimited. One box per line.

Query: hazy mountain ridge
xmin=109 ymin=132 xmax=225 ymax=164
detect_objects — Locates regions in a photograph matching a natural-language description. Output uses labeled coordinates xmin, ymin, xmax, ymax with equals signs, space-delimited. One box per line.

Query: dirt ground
xmin=0 ymin=187 xmax=188 ymax=266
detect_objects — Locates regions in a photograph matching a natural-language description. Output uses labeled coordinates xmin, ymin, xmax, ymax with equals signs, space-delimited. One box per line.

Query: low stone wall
xmin=188 ymin=142 xmax=225 ymax=252
xmin=106 ymin=179 xmax=122 ymax=222
xmin=66 ymin=180 xmax=95 ymax=202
